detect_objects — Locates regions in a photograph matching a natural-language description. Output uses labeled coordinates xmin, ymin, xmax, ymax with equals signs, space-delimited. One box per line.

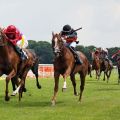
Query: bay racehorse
xmin=99 ymin=57 xmax=113 ymax=82
xmin=91 ymin=51 xmax=100 ymax=79
xmin=51 ymin=33 xmax=90 ymax=105
xmin=0 ymin=28 xmax=41 ymax=101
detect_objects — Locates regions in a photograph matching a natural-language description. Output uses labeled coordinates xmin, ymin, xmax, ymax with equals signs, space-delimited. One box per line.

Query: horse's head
xmin=52 ymin=32 xmax=64 ymax=57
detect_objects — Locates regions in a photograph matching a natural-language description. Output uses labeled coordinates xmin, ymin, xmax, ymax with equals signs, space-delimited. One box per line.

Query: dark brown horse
xmin=117 ymin=59 xmax=120 ymax=84
xmin=51 ymin=33 xmax=90 ymax=105
xmin=99 ymin=57 xmax=113 ymax=82
xmin=0 ymin=28 xmax=41 ymax=101
xmin=91 ymin=51 xmax=100 ymax=79
xmin=112 ymin=52 xmax=120 ymax=84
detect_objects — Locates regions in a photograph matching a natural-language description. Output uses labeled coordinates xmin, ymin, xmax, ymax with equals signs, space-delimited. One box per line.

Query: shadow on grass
xmin=0 ymin=96 xmax=64 ymax=108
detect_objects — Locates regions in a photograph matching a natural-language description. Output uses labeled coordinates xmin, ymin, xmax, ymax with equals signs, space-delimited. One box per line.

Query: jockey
xmin=92 ymin=48 xmax=99 ymax=60
xmin=60 ymin=24 xmax=82 ymax=64
xmin=101 ymin=48 xmax=110 ymax=62
xmin=112 ymin=50 xmax=120 ymax=61
xmin=3 ymin=25 xmax=27 ymax=61
xmin=93 ymin=48 xmax=99 ymax=56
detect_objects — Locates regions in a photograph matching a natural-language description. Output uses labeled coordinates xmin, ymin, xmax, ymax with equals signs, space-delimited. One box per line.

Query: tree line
xmin=28 ymin=40 xmax=120 ymax=65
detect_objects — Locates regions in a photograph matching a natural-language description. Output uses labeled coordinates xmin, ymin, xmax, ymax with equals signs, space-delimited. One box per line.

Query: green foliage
xmin=28 ymin=40 xmax=54 ymax=64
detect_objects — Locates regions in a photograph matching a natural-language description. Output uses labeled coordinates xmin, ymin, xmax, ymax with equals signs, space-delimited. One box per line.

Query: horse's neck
xmin=0 ymin=42 xmax=14 ymax=61
xmin=58 ymin=46 xmax=74 ymax=64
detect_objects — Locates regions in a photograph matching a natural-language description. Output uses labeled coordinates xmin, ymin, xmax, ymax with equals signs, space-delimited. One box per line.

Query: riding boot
xmin=14 ymin=46 xmax=27 ymax=61
xmin=69 ymin=46 xmax=83 ymax=65
xmin=105 ymin=57 xmax=110 ymax=63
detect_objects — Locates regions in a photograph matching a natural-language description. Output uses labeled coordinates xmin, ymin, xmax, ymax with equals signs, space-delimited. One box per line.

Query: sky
xmin=0 ymin=0 xmax=120 ymax=48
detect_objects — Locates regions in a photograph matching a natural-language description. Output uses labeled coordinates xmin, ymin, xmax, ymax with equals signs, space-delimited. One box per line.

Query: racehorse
xmin=0 ymin=28 xmax=41 ymax=101
xmin=117 ymin=59 xmax=120 ymax=84
xmin=99 ymin=57 xmax=113 ymax=83
xmin=51 ymin=33 xmax=90 ymax=105
xmin=111 ymin=51 xmax=120 ymax=84
xmin=91 ymin=51 xmax=100 ymax=79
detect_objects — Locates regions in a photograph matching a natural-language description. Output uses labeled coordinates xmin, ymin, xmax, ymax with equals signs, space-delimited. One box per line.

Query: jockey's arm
xmin=67 ymin=32 xmax=77 ymax=38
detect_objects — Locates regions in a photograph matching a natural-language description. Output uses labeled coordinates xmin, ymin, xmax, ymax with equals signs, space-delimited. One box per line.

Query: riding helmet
xmin=62 ymin=24 xmax=72 ymax=32
xmin=6 ymin=25 xmax=16 ymax=33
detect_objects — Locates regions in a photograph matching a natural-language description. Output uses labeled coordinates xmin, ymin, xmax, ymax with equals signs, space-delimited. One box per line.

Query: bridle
xmin=52 ymin=33 xmax=64 ymax=57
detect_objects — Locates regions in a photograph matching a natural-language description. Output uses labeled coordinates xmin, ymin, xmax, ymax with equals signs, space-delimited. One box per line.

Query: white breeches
xmin=17 ymin=39 xmax=28 ymax=49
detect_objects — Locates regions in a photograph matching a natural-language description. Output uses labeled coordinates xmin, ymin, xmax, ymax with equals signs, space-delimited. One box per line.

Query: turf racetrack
xmin=0 ymin=70 xmax=120 ymax=120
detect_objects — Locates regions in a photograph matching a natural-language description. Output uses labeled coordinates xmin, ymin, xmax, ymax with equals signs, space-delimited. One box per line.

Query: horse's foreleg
xmin=5 ymin=69 xmax=16 ymax=101
xmin=51 ymin=72 xmax=60 ymax=106
xmin=79 ymin=73 xmax=85 ymax=102
xmin=18 ymin=68 xmax=30 ymax=101
xmin=70 ymin=74 xmax=77 ymax=96
xmin=107 ymin=69 xmax=112 ymax=83
xmin=98 ymin=70 xmax=101 ymax=80
xmin=62 ymin=76 xmax=67 ymax=92
xmin=103 ymin=71 xmax=106 ymax=81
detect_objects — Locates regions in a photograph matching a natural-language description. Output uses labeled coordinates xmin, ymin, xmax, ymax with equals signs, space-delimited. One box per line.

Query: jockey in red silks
xmin=60 ymin=24 xmax=82 ymax=64
xmin=112 ymin=50 xmax=120 ymax=61
xmin=3 ymin=25 xmax=27 ymax=61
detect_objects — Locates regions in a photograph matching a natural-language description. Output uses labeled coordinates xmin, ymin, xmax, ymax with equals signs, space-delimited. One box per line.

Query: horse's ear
xmin=59 ymin=32 xmax=61 ymax=36
xmin=52 ymin=32 xmax=54 ymax=37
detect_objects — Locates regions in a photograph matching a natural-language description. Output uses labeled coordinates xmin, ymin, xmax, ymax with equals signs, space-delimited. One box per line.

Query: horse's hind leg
xmin=103 ymin=72 xmax=106 ymax=81
xmin=11 ymin=76 xmax=20 ymax=96
xmin=70 ymin=74 xmax=78 ymax=96
xmin=31 ymin=64 xmax=41 ymax=89
xmin=79 ymin=72 xmax=85 ymax=102
xmin=11 ymin=77 xmax=17 ymax=91
xmin=51 ymin=72 xmax=60 ymax=106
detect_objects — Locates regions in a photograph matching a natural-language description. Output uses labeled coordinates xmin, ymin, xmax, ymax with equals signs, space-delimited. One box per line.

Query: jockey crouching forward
xmin=3 ymin=25 xmax=28 ymax=61
xmin=61 ymin=24 xmax=82 ymax=65
xmin=101 ymin=48 xmax=110 ymax=63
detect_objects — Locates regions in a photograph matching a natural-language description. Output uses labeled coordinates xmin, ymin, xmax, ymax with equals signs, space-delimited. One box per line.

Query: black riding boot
xmin=14 ymin=46 xmax=27 ymax=61
xmin=69 ymin=46 xmax=83 ymax=65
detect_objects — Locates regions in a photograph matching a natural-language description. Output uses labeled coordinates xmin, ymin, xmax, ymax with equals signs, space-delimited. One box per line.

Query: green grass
xmin=0 ymin=70 xmax=120 ymax=120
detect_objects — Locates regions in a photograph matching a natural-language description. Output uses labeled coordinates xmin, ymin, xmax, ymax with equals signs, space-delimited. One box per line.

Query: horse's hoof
xmin=51 ymin=100 xmax=55 ymax=106
xmin=62 ymin=88 xmax=67 ymax=92
xmin=37 ymin=84 xmax=42 ymax=89
xmin=23 ymin=88 xmax=27 ymax=92
xmin=74 ymin=92 xmax=79 ymax=96
xmin=5 ymin=96 xmax=10 ymax=101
